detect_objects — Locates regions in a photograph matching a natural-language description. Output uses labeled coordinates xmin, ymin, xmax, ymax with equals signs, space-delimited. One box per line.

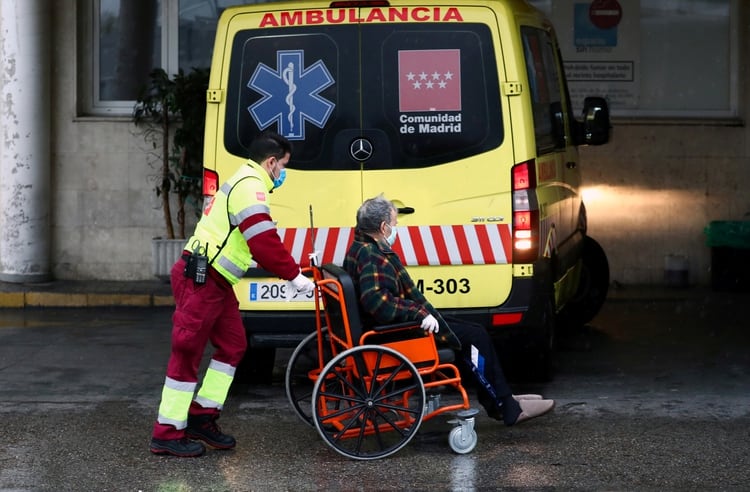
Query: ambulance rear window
xmin=225 ymin=22 xmax=502 ymax=170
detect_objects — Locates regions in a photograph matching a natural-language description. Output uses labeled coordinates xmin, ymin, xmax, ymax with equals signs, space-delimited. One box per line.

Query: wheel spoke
xmin=371 ymin=406 xmax=410 ymax=436
xmin=369 ymin=355 xmax=408 ymax=397
xmin=330 ymin=406 xmax=367 ymax=443
xmin=374 ymin=398 xmax=421 ymax=417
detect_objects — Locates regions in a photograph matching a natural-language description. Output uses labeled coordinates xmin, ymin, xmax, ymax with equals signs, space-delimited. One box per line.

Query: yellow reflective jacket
xmin=185 ymin=160 xmax=300 ymax=285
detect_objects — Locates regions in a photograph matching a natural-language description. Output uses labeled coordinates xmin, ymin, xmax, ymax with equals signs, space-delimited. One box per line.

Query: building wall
xmin=51 ymin=3 xmax=175 ymax=281
xmin=580 ymin=123 xmax=749 ymax=286
xmin=41 ymin=3 xmax=750 ymax=284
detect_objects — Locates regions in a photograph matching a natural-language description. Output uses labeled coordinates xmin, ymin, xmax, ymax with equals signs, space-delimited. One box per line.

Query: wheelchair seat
xmin=319 ymin=263 xmax=454 ymax=364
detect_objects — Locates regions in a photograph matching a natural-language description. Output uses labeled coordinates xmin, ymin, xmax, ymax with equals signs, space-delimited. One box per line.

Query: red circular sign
xmin=589 ymin=0 xmax=623 ymax=30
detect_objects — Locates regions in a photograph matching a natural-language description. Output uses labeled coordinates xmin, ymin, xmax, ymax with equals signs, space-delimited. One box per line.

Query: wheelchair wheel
xmin=285 ymin=328 xmax=330 ymax=426
xmin=312 ymin=345 xmax=425 ymax=460
xmin=448 ymin=425 xmax=478 ymax=454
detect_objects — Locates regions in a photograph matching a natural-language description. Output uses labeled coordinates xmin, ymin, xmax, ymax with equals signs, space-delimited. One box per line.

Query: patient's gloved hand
xmin=421 ymin=314 xmax=440 ymax=333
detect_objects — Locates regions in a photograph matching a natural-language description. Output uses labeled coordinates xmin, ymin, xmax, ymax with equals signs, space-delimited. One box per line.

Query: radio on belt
xmin=184 ymin=243 xmax=209 ymax=285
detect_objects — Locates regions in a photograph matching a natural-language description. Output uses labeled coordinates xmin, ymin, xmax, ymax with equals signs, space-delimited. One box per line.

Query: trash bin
xmin=664 ymin=254 xmax=689 ymax=288
xmin=704 ymin=220 xmax=750 ymax=292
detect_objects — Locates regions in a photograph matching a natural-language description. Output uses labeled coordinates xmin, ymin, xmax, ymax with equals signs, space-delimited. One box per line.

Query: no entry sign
xmin=589 ymin=0 xmax=623 ymax=30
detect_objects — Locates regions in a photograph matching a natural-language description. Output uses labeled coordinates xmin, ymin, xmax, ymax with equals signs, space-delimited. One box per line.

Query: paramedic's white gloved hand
xmin=421 ymin=314 xmax=440 ymax=333
xmin=286 ymin=272 xmax=315 ymax=300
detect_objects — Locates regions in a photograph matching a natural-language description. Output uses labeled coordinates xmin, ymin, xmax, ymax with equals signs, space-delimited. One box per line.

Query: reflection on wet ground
xmin=0 ymin=289 xmax=749 ymax=490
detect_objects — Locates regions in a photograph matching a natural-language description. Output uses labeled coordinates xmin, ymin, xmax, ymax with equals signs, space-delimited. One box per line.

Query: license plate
xmin=248 ymin=281 xmax=314 ymax=302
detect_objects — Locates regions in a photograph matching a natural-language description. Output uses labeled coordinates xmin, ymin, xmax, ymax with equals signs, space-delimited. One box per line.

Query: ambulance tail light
xmin=512 ymin=161 xmax=539 ymax=263
xmin=202 ymin=168 xmax=219 ymax=211
xmin=203 ymin=169 xmax=218 ymax=197
xmin=492 ymin=312 xmax=524 ymax=326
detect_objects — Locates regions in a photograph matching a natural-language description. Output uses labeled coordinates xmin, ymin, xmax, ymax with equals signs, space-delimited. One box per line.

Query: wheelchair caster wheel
xmin=449 ymin=409 xmax=478 ymax=454
xmin=448 ymin=425 xmax=478 ymax=454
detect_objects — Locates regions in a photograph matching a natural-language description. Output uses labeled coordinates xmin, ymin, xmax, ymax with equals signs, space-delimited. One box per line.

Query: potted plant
xmin=133 ymin=67 xmax=209 ymax=278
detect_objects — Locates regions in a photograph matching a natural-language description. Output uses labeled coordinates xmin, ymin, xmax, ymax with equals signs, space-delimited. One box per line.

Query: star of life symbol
xmin=248 ymin=50 xmax=335 ymax=140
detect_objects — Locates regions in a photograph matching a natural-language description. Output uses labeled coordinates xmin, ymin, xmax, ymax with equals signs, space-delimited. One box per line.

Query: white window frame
xmin=81 ymin=0 xmax=181 ymax=116
xmin=81 ymin=0 xmax=740 ymax=120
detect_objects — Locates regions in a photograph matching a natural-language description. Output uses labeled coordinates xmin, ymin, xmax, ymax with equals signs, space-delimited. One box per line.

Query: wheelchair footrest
xmin=457 ymin=408 xmax=479 ymax=419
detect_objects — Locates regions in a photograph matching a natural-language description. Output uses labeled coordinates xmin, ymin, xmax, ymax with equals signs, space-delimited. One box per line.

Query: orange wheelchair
xmin=284 ymin=264 xmax=479 ymax=460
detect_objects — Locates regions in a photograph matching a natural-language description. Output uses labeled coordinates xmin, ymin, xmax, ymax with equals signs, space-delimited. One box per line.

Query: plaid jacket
xmin=343 ymin=230 xmax=460 ymax=349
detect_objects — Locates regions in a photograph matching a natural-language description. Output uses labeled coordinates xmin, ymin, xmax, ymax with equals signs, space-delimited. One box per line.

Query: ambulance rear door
xmin=356 ymin=7 xmax=517 ymax=310
xmin=217 ymin=10 xmax=366 ymax=309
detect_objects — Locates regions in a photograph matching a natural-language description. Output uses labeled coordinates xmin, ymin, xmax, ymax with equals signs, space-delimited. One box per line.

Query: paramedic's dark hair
xmin=356 ymin=194 xmax=396 ymax=234
xmin=248 ymin=131 xmax=291 ymax=163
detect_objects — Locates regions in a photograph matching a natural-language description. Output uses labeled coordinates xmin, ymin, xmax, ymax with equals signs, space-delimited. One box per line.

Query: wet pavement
xmin=1 ymin=286 xmax=749 ymax=491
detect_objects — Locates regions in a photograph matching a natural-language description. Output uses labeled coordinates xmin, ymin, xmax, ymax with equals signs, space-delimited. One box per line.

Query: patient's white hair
xmin=356 ymin=194 xmax=395 ymax=233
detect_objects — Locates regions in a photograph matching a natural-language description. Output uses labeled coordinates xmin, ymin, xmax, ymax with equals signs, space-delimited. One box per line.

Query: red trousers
xmin=152 ymin=257 xmax=247 ymax=440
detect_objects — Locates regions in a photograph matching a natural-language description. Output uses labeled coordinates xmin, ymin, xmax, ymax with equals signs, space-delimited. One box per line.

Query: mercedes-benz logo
xmin=349 ymin=138 xmax=373 ymax=161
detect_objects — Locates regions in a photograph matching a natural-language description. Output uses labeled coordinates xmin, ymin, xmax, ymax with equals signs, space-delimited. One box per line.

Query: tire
xmin=534 ymin=296 xmax=557 ymax=382
xmin=500 ymin=293 xmax=556 ymax=383
xmin=559 ymin=235 xmax=609 ymax=328
xmin=526 ymin=294 xmax=557 ymax=382
xmin=311 ymin=345 xmax=425 ymax=460
xmin=233 ymin=347 xmax=276 ymax=385
xmin=285 ymin=328 xmax=330 ymax=426
xmin=448 ymin=426 xmax=478 ymax=454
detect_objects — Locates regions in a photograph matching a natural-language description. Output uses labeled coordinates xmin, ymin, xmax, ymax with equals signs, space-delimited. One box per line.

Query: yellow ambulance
xmin=202 ymin=0 xmax=611 ymax=381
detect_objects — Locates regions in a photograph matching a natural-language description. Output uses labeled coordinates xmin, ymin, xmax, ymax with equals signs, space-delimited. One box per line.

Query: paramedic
xmin=150 ymin=131 xmax=315 ymax=457
xmin=343 ymin=194 xmax=554 ymax=426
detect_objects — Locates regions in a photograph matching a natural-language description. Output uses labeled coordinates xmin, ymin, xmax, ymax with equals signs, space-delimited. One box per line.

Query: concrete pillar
xmin=0 ymin=0 xmax=51 ymax=282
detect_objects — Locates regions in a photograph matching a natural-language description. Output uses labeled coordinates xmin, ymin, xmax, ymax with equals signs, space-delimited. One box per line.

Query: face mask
xmin=272 ymin=167 xmax=286 ymax=189
xmin=385 ymin=224 xmax=398 ymax=246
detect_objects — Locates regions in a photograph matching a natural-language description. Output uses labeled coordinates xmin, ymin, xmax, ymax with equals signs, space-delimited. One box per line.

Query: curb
xmin=0 ymin=291 xmax=174 ymax=309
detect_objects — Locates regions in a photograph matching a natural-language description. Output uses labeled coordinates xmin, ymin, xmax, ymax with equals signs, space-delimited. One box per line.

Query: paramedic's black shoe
xmin=186 ymin=414 xmax=236 ymax=449
xmin=149 ymin=437 xmax=205 ymax=457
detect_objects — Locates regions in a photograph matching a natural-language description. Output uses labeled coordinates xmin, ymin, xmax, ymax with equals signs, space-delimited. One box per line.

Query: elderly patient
xmin=343 ymin=194 xmax=554 ymax=425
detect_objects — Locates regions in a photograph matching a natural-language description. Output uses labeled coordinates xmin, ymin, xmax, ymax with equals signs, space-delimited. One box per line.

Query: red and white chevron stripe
xmin=250 ymin=224 xmax=512 ymax=268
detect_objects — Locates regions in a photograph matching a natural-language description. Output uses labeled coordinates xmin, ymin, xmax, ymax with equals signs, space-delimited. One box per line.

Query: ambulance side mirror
xmin=550 ymin=101 xmax=566 ymax=149
xmin=576 ymin=96 xmax=611 ymax=146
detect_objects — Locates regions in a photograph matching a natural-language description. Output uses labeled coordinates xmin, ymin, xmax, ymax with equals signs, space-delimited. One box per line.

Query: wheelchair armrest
xmin=370 ymin=322 xmax=455 ymax=363
xmin=370 ymin=321 xmax=422 ymax=333
xmin=360 ymin=322 xmax=425 ymax=346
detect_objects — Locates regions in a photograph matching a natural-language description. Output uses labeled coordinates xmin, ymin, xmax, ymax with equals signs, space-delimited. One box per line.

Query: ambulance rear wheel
xmin=234 ymin=347 xmax=275 ymax=385
xmin=559 ymin=235 xmax=609 ymax=328
xmin=528 ymin=295 xmax=556 ymax=382
xmin=501 ymin=293 xmax=556 ymax=383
